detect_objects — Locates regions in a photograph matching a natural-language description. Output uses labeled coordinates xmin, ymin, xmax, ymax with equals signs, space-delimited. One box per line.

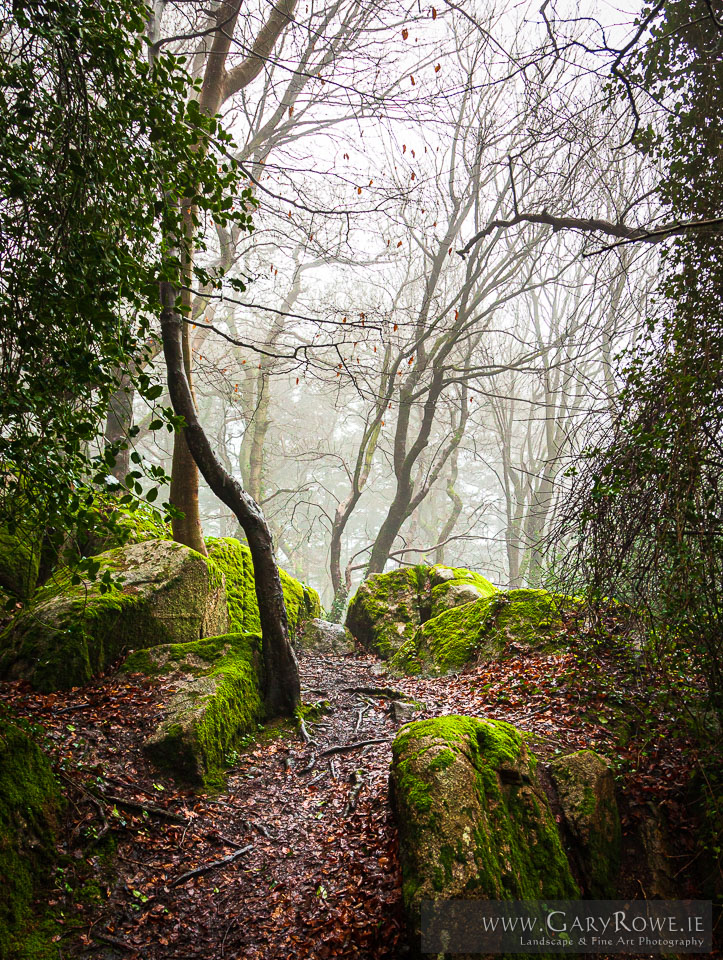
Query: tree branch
xmin=458 ymin=212 xmax=723 ymax=257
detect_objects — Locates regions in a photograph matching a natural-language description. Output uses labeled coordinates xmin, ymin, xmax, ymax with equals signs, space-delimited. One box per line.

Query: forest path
xmin=2 ymin=642 xmax=689 ymax=958
xmin=2 ymin=653 xmax=414 ymax=959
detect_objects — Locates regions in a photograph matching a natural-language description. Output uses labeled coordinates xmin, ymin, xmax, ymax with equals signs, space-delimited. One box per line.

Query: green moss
xmin=391 ymin=715 xmax=578 ymax=940
xmin=346 ymin=564 xmax=499 ymax=660
xmin=391 ymin=596 xmax=501 ymax=675
xmin=345 ymin=567 xmax=424 ymax=658
xmin=391 ymin=588 xmax=575 ymax=676
xmin=0 ymin=715 xmax=64 ymax=958
xmin=206 ymin=538 xmax=320 ymax=639
xmin=138 ymin=633 xmax=265 ymax=790
xmin=0 ymin=526 xmax=40 ymax=601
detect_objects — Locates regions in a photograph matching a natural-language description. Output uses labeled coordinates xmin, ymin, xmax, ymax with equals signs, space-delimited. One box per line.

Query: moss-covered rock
xmin=391 ymin=588 xmax=572 ymax=676
xmin=0 ymin=716 xmax=64 ymax=958
xmin=298 ymin=618 xmax=355 ymax=656
xmin=125 ymin=633 xmax=264 ymax=789
xmin=549 ymin=749 xmax=622 ymax=897
xmin=429 ymin=565 xmax=496 ymax=619
xmin=206 ymin=538 xmax=320 ymax=638
xmin=0 ymin=540 xmax=229 ymax=692
xmin=346 ymin=564 xmax=496 ymax=659
xmin=0 ymin=525 xmax=40 ymax=601
xmin=390 ymin=716 xmax=578 ymax=944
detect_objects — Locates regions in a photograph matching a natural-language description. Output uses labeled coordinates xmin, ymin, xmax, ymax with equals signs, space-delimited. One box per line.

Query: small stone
xmin=390 ymin=700 xmax=418 ymax=723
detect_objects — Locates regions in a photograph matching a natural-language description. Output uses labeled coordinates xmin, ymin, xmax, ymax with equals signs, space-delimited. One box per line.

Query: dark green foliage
xmin=555 ymin=2 xmax=723 ymax=718
xmin=0 ymin=0 xmax=254 ymax=578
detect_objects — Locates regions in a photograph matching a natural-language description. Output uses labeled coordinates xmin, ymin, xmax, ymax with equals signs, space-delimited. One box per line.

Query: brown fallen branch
xmin=319 ymin=738 xmax=390 ymax=757
xmin=92 ymin=932 xmax=143 ymax=953
xmin=167 ymin=843 xmax=253 ymax=888
xmin=97 ymin=791 xmax=186 ymax=823
xmin=342 ymin=685 xmax=406 ymax=699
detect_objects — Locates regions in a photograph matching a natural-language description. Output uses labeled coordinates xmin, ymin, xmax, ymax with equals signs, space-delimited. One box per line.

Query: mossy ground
xmin=125 ymin=632 xmax=265 ymax=790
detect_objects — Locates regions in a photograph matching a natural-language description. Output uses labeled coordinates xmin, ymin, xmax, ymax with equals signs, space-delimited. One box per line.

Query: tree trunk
xmin=160 ymin=280 xmax=300 ymax=716
xmin=169 ymin=280 xmax=208 ymax=555
xmin=434 ymin=448 xmax=463 ymax=564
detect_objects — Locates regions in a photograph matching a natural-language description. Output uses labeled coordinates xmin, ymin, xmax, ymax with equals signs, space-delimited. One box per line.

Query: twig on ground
xmin=298 ymin=717 xmax=316 ymax=745
xmin=96 ymin=791 xmax=186 ymax=823
xmin=167 ymin=844 xmax=253 ymax=889
xmin=320 ymin=738 xmax=390 ymax=757
xmin=299 ymin=753 xmax=316 ymax=774
xmin=354 ymin=706 xmax=368 ymax=733
xmin=92 ymin=932 xmax=142 ymax=952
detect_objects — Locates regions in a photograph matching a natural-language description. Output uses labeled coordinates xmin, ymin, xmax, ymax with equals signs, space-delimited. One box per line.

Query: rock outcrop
xmin=391 ymin=588 xmax=572 ymax=675
xmin=390 ymin=716 xmax=578 ymax=943
xmin=206 ymin=537 xmax=321 ymax=638
xmin=346 ymin=565 xmax=496 ymax=659
xmin=124 ymin=633 xmax=264 ymax=789
xmin=297 ymin=618 xmax=355 ymax=656
xmin=550 ymin=749 xmax=622 ymax=897
xmin=0 ymin=540 xmax=229 ymax=691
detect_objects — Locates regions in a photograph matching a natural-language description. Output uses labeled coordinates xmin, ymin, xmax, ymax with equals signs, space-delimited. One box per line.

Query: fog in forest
xmin=112 ymin=0 xmax=658 ymax=613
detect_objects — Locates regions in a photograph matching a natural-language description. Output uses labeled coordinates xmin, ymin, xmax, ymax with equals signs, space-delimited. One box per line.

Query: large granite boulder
xmin=391 ymin=588 xmax=573 ymax=676
xmin=550 ymin=749 xmax=622 ymax=898
xmin=390 ymin=716 xmax=578 ymax=946
xmin=298 ymin=618 xmax=355 ymax=656
xmin=206 ymin=537 xmax=321 ymax=638
xmin=124 ymin=633 xmax=264 ymax=789
xmin=0 ymin=540 xmax=229 ymax=691
xmin=346 ymin=564 xmax=496 ymax=659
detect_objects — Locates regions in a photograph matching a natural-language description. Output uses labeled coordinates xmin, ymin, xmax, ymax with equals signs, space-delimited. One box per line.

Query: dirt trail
xmin=1 ymin=642 xmax=701 ymax=958
xmin=3 ymin=653 xmax=413 ymax=959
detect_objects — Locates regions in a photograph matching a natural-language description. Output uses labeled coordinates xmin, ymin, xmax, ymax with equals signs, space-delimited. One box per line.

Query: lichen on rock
xmin=390 ymin=715 xmax=578 ymax=942
xmin=549 ymin=749 xmax=622 ymax=898
xmin=206 ymin=537 xmax=320 ymax=638
xmin=124 ymin=632 xmax=264 ymax=790
xmin=0 ymin=539 xmax=229 ymax=692
xmin=0 ymin=715 xmax=64 ymax=957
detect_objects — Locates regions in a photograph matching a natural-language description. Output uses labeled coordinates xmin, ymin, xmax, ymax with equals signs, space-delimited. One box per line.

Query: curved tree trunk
xmin=160 ymin=280 xmax=300 ymax=716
